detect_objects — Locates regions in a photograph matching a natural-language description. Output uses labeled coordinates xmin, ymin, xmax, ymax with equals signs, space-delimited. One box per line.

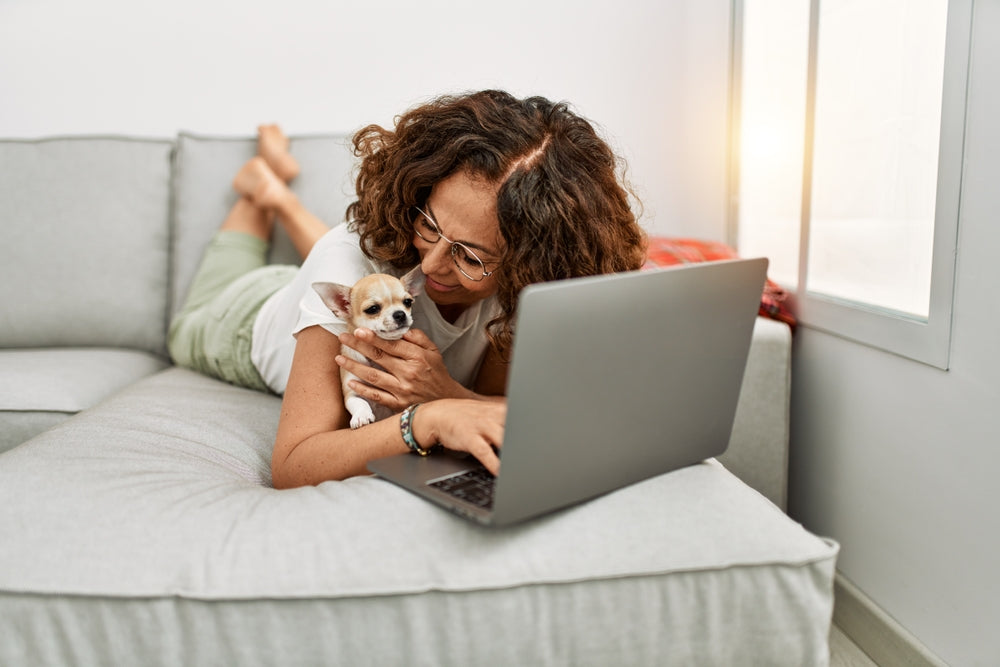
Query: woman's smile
xmin=424 ymin=275 xmax=460 ymax=293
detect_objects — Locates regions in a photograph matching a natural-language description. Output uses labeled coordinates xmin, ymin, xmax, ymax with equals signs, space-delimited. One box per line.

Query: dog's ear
xmin=400 ymin=266 xmax=425 ymax=298
xmin=312 ymin=282 xmax=353 ymax=320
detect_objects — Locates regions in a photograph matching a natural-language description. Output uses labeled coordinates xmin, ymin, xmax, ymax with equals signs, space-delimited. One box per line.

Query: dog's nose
xmin=392 ymin=310 xmax=408 ymax=325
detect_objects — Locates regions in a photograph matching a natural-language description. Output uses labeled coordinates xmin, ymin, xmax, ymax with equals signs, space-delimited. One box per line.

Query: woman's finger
xmin=336 ymin=354 xmax=394 ymax=388
xmin=402 ymin=328 xmax=441 ymax=353
xmin=346 ymin=379 xmax=408 ymax=412
xmin=472 ymin=442 xmax=501 ymax=476
xmin=340 ymin=328 xmax=419 ymax=365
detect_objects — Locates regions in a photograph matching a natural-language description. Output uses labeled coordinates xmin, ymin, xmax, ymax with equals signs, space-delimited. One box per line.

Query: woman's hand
xmin=336 ymin=328 xmax=474 ymax=410
xmin=414 ymin=399 xmax=506 ymax=476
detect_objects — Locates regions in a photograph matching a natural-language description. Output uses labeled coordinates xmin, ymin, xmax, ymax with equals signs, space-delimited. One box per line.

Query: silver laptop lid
xmin=489 ymin=258 xmax=768 ymax=524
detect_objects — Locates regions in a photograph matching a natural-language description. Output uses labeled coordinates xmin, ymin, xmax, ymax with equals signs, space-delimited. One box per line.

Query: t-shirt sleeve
xmin=292 ymin=224 xmax=382 ymax=337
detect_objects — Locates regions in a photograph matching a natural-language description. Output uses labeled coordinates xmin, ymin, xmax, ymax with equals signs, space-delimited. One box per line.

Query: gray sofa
xmin=0 ymin=134 xmax=838 ymax=666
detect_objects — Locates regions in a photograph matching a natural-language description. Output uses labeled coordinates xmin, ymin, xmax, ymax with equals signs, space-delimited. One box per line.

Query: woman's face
xmin=414 ymin=170 xmax=504 ymax=319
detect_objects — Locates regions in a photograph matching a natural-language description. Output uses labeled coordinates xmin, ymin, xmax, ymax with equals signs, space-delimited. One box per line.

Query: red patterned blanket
xmin=643 ymin=237 xmax=796 ymax=330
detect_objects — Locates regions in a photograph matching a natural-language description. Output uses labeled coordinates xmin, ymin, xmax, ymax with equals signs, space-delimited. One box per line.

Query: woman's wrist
xmin=407 ymin=400 xmax=446 ymax=452
xmin=400 ymin=403 xmax=434 ymax=455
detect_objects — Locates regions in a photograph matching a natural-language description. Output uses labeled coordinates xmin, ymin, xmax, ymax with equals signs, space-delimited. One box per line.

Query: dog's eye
xmin=403 ymin=298 xmax=413 ymax=308
xmin=364 ymin=305 xmax=381 ymax=316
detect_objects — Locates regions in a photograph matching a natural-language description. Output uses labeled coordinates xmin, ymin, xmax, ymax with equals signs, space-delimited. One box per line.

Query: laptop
xmin=368 ymin=257 xmax=768 ymax=526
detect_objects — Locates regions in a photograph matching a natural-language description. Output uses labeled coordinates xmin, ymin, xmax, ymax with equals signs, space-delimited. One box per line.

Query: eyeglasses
xmin=412 ymin=206 xmax=496 ymax=282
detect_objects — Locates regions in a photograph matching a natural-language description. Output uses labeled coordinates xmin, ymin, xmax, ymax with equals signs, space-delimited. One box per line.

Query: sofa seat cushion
xmin=0 ymin=368 xmax=838 ymax=666
xmin=0 ymin=348 xmax=168 ymax=453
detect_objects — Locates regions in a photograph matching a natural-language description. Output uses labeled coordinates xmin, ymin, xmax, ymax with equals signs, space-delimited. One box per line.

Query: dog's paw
xmin=350 ymin=412 xmax=376 ymax=429
xmin=346 ymin=396 xmax=376 ymax=429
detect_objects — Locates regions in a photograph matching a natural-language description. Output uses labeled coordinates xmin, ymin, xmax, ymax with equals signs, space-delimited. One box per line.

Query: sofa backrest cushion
xmin=0 ymin=137 xmax=174 ymax=353
xmin=170 ymin=133 xmax=356 ymax=317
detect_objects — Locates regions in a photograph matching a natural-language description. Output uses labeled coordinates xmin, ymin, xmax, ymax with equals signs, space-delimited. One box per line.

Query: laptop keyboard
xmin=428 ymin=467 xmax=496 ymax=509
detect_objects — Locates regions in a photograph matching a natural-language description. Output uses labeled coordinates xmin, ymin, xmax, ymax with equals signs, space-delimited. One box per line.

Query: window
xmin=729 ymin=0 xmax=973 ymax=369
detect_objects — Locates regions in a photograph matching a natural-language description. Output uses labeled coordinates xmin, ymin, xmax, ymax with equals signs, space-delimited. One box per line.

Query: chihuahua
xmin=312 ymin=268 xmax=423 ymax=428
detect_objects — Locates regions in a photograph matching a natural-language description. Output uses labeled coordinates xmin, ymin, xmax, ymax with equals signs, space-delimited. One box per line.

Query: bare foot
xmin=258 ymin=124 xmax=300 ymax=182
xmin=233 ymin=157 xmax=291 ymax=210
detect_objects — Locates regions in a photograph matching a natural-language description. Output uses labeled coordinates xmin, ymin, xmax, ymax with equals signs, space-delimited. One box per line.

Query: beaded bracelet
xmin=400 ymin=403 xmax=433 ymax=456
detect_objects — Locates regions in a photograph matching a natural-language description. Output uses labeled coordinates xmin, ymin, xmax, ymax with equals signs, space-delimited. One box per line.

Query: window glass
xmin=736 ymin=0 xmax=809 ymax=289
xmin=806 ymin=0 xmax=948 ymax=318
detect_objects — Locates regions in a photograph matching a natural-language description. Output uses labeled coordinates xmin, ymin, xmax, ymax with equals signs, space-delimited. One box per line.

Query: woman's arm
xmin=272 ymin=325 xmax=504 ymax=488
xmin=473 ymin=342 xmax=508 ymax=397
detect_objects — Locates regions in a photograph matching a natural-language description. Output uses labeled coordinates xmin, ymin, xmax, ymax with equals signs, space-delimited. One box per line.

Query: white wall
xmin=0 ymin=0 xmax=732 ymax=239
xmin=790 ymin=2 xmax=1000 ymax=665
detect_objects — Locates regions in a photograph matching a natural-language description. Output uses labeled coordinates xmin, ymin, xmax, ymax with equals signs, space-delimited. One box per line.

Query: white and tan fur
xmin=312 ymin=268 xmax=423 ymax=429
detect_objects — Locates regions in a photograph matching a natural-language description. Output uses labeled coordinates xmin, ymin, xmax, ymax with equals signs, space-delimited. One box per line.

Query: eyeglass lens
xmin=414 ymin=207 xmax=489 ymax=281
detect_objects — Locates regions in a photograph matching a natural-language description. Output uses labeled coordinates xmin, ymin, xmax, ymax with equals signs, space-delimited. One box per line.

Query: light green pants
xmin=168 ymin=231 xmax=296 ymax=393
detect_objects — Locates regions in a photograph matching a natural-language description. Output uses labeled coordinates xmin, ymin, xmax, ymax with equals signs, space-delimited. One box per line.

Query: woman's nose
xmin=421 ymin=242 xmax=452 ymax=275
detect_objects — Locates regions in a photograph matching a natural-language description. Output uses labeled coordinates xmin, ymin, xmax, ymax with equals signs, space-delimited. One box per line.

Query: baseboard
xmin=833 ymin=573 xmax=948 ymax=667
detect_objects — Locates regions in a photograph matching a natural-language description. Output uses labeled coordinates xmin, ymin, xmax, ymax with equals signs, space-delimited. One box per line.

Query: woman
xmin=168 ymin=90 xmax=646 ymax=488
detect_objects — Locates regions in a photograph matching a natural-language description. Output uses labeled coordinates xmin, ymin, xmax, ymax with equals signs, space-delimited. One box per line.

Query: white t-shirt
xmin=250 ymin=223 xmax=501 ymax=395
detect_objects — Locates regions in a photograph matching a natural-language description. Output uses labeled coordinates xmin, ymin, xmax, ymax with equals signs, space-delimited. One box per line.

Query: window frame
xmin=728 ymin=0 xmax=974 ymax=369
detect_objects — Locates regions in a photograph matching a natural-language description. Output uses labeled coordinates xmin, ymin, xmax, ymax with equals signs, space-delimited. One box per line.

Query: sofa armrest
xmin=717 ymin=317 xmax=792 ymax=510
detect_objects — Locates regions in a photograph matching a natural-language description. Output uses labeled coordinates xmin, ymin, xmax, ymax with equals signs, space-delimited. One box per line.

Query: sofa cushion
xmin=0 ymin=367 xmax=837 ymax=665
xmin=719 ymin=316 xmax=792 ymax=509
xmin=170 ymin=132 xmax=357 ymax=317
xmin=0 ymin=348 xmax=169 ymax=453
xmin=0 ymin=137 xmax=174 ymax=354
xmin=0 ymin=412 xmax=70 ymax=457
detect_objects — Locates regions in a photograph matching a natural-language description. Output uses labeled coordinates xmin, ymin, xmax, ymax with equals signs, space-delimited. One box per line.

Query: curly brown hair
xmin=347 ymin=89 xmax=647 ymax=355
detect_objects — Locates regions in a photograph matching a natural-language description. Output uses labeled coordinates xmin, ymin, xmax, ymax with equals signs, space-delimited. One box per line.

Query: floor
xmin=830 ymin=625 xmax=878 ymax=667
